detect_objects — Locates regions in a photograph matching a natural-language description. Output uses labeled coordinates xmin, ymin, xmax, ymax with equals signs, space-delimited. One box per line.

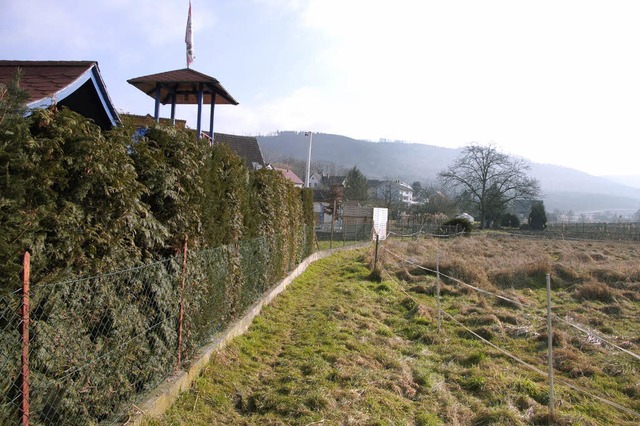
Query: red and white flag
xmin=185 ymin=1 xmax=194 ymax=67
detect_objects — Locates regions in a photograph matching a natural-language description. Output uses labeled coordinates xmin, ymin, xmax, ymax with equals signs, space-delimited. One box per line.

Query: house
xmin=368 ymin=180 xmax=414 ymax=205
xmin=308 ymin=172 xmax=324 ymax=188
xmin=121 ymin=113 xmax=187 ymax=129
xmin=275 ymin=168 xmax=303 ymax=188
xmin=206 ymin=132 xmax=266 ymax=170
xmin=312 ymin=188 xmax=333 ymax=226
xmin=0 ymin=60 xmax=119 ymax=130
xmin=307 ymin=172 xmax=346 ymax=189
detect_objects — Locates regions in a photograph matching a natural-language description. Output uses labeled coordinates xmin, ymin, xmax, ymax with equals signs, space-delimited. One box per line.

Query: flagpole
xmin=185 ymin=0 xmax=194 ymax=68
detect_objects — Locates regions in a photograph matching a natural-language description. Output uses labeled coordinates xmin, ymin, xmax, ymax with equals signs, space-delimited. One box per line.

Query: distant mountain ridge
xmin=257 ymin=131 xmax=640 ymax=215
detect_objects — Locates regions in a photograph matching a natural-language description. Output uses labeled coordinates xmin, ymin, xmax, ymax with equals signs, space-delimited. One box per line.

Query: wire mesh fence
xmin=1 ymin=290 xmax=22 ymax=423
xmin=544 ymin=222 xmax=640 ymax=241
xmin=377 ymin=237 xmax=640 ymax=422
xmin=314 ymin=222 xmax=377 ymax=249
xmin=1 ymin=230 xmax=311 ymax=425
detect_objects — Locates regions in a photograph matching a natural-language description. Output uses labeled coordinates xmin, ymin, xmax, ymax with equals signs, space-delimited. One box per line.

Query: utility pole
xmin=305 ymin=131 xmax=313 ymax=187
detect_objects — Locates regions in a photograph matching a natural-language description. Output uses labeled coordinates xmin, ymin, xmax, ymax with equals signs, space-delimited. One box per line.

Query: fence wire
xmin=378 ymin=238 xmax=640 ymax=421
xmin=0 ymin=228 xmax=320 ymax=426
xmin=1 ymin=291 xmax=22 ymax=423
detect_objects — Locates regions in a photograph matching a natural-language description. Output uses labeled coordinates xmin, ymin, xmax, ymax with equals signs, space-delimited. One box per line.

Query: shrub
xmin=0 ymin=98 xmax=315 ymax=424
xmin=443 ymin=217 xmax=473 ymax=234
xmin=528 ymin=201 xmax=547 ymax=231
xmin=500 ymin=213 xmax=520 ymax=228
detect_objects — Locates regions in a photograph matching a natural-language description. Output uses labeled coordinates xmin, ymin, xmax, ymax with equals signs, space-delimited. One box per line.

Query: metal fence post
xmin=177 ymin=236 xmax=188 ymax=368
xmin=373 ymin=234 xmax=379 ymax=271
xmin=546 ymin=273 xmax=555 ymax=417
xmin=342 ymin=218 xmax=346 ymax=247
xmin=436 ymin=249 xmax=441 ymax=334
xmin=21 ymin=251 xmax=31 ymax=426
xmin=330 ymin=199 xmax=336 ymax=249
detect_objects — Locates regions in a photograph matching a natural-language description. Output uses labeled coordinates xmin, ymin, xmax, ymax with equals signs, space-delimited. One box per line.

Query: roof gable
xmin=275 ymin=168 xmax=304 ymax=186
xmin=213 ymin=133 xmax=265 ymax=169
xmin=0 ymin=60 xmax=120 ymax=129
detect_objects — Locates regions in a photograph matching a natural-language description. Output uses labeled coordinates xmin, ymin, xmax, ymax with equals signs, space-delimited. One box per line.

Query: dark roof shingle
xmin=0 ymin=60 xmax=95 ymax=102
xmin=0 ymin=60 xmax=119 ymax=129
xmin=213 ymin=133 xmax=265 ymax=169
xmin=127 ymin=68 xmax=238 ymax=105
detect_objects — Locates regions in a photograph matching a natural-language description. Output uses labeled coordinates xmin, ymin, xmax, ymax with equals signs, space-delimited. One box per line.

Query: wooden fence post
xmin=21 ymin=251 xmax=31 ymax=426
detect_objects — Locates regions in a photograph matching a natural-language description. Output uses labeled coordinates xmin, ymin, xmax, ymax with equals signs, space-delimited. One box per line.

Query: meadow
xmin=146 ymin=234 xmax=640 ymax=425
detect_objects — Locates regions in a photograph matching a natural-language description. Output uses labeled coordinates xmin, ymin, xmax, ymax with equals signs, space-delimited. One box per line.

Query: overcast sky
xmin=2 ymin=0 xmax=639 ymax=177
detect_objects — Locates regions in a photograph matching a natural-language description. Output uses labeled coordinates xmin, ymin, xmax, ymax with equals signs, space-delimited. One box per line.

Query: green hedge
xmin=0 ymin=96 xmax=314 ymax=424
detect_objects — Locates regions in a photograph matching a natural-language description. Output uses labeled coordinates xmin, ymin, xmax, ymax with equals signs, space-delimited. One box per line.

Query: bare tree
xmin=438 ymin=144 xmax=540 ymax=228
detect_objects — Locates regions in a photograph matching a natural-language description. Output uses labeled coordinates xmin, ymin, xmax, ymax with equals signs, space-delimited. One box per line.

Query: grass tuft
xmin=574 ymin=281 xmax=616 ymax=302
xmin=148 ymin=238 xmax=640 ymax=426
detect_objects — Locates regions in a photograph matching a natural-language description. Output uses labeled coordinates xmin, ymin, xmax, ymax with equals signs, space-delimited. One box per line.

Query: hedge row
xmin=0 ymin=88 xmax=313 ymax=423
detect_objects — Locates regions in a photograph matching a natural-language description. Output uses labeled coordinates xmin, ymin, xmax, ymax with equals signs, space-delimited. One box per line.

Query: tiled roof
xmin=275 ymin=168 xmax=304 ymax=186
xmin=0 ymin=60 xmax=119 ymax=129
xmin=326 ymin=176 xmax=346 ymax=186
xmin=127 ymin=68 xmax=238 ymax=105
xmin=0 ymin=60 xmax=95 ymax=102
xmin=313 ymin=188 xmax=331 ymax=202
xmin=213 ymin=133 xmax=265 ymax=169
xmin=120 ymin=113 xmax=187 ymax=129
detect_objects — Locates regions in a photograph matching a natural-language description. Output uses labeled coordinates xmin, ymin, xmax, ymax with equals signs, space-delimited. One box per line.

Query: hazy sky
xmin=2 ymin=0 xmax=639 ymax=177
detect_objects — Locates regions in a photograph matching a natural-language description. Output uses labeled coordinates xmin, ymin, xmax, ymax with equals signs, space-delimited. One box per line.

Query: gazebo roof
xmin=127 ymin=68 xmax=238 ymax=105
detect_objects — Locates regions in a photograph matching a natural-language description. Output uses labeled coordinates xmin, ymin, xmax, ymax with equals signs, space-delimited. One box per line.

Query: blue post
xmin=196 ymin=85 xmax=203 ymax=139
xmin=170 ymin=92 xmax=176 ymax=126
xmin=154 ymin=85 xmax=161 ymax=122
xmin=209 ymin=91 xmax=216 ymax=144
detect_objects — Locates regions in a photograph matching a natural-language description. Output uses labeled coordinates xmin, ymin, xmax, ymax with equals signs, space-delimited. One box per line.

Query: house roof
xmin=313 ymin=188 xmax=331 ymax=202
xmin=120 ymin=113 xmax=187 ymax=129
xmin=213 ymin=133 xmax=265 ymax=169
xmin=127 ymin=68 xmax=238 ymax=106
xmin=275 ymin=168 xmax=304 ymax=186
xmin=0 ymin=60 xmax=120 ymax=129
xmin=326 ymin=176 xmax=346 ymax=186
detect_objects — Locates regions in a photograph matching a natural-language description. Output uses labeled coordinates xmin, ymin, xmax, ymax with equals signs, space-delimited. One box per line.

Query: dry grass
xmin=382 ymin=234 xmax=640 ymax=298
xmin=147 ymin=236 xmax=640 ymax=425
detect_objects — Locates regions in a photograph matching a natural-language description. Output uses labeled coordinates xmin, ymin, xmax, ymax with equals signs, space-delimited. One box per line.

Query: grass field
xmin=146 ymin=235 xmax=640 ymax=425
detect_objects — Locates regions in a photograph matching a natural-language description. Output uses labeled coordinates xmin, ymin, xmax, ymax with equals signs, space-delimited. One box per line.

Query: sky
xmin=2 ymin=0 xmax=640 ymax=177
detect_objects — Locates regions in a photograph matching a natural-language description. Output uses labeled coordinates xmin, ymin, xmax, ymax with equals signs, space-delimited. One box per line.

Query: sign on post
xmin=373 ymin=208 xmax=388 ymax=240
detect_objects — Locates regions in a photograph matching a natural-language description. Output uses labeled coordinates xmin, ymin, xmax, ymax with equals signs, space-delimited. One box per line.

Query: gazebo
xmin=127 ymin=68 xmax=238 ymax=142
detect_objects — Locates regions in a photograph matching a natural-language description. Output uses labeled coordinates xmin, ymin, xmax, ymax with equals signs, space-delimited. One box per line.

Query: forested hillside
xmin=258 ymin=131 xmax=640 ymax=215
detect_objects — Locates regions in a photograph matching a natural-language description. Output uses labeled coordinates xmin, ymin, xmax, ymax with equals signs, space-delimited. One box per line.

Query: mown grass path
xmin=147 ymin=240 xmax=640 ymax=425
xmin=147 ymin=248 xmax=448 ymax=425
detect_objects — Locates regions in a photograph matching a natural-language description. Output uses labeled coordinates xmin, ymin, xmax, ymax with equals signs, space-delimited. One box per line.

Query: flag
xmin=185 ymin=1 xmax=194 ymax=67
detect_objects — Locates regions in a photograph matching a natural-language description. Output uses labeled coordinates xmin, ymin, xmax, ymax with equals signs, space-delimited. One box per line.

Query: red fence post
xmin=177 ymin=236 xmax=188 ymax=368
xmin=21 ymin=251 xmax=31 ymax=426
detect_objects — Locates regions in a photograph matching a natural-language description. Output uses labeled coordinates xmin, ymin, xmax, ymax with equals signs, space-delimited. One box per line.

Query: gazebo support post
xmin=209 ymin=91 xmax=216 ymax=145
xmin=154 ymin=84 xmax=161 ymax=122
xmin=196 ymin=85 xmax=203 ymax=139
xmin=170 ymin=93 xmax=176 ymax=126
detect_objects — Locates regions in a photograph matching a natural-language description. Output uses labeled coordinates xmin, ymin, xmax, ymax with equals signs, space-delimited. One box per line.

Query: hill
xmin=258 ymin=131 xmax=640 ymax=215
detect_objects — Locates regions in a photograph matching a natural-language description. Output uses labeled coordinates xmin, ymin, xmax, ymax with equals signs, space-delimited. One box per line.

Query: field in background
xmin=147 ymin=236 xmax=640 ymax=425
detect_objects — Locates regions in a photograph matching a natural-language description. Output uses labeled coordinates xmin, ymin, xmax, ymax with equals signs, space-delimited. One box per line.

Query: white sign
xmin=372 ymin=207 xmax=388 ymax=240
